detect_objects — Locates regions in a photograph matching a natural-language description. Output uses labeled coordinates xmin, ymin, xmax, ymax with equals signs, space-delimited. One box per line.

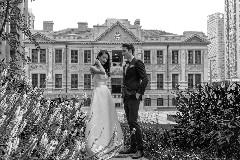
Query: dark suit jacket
xmin=122 ymin=57 xmax=148 ymax=101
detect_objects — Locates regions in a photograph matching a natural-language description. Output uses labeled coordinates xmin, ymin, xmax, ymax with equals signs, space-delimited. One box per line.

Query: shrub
xmin=0 ymin=61 xmax=89 ymax=159
xmin=169 ymin=84 xmax=240 ymax=159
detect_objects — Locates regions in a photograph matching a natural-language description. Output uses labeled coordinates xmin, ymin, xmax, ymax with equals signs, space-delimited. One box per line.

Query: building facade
xmin=207 ymin=12 xmax=225 ymax=84
xmin=23 ymin=18 xmax=210 ymax=109
xmin=224 ymin=0 xmax=240 ymax=81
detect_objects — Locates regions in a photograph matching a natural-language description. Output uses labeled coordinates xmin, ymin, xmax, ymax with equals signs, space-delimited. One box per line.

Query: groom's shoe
xmin=119 ymin=148 xmax=137 ymax=154
xmin=131 ymin=150 xmax=144 ymax=159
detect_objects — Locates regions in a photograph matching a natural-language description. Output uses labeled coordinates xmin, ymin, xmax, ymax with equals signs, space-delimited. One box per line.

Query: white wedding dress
xmin=85 ymin=74 xmax=124 ymax=159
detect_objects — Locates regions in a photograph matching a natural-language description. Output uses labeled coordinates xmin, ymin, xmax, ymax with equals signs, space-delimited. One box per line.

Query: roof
xmin=141 ymin=29 xmax=176 ymax=38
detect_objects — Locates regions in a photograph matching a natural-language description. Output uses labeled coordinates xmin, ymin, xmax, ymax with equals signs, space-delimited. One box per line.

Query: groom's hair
xmin=122 ymin=43 xmax=135 ymax=55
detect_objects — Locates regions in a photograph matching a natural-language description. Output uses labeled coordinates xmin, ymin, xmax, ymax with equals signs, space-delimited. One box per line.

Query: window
xmin=32 ymin=49 xmax=46 ymax=63
xmin=112 ymin=50 xmax=122 ymax=63
xmin=71 ymin=50 xmax=78 ymax=63
xmin=84 ymin=74 xmax=91 ymax=90
xmin=172 ymin=50 xmax=178 ymax=64
xmin=84 ymin=50 xmax=91 ymax=63
xmin=188 ymin=74 xmax=201 ymax=88
xmin=188 ymin=74 xmax=194 ymax=88
xmin=172 ymin=74 xmax=179 ymax=89
xmin=84 ymin=98 xmax=91 ymax=106
xmin=115 ymin=103 xmax=121 ymax=107
xmin=195 ymin=50 xmax=201 ymax=64
xmin=55 ymin=49 xmax=62 ymax=63
xmin=144 ymin=50 xmax=151 ymax=64
xmin=157 ymin=74 xmax=164 ymax=89
xmin=188 ymin=50 xmax=193 ymax=64
xmin=32 ymin=74 xmax=46 ymax=88
xmin=172 ymin=98 xmax=177 ymax=106
xmin=144 ymin=98 xmax=151 ymax=106
xmin=55 ymin=74 xmax=62 ymax=88
xmin=71 ymin=74 xmax=78 ymax=89
xmin=111 ymin=78 xmax=122 ymax=93
xmin=157 ymin=50 xmax=163 ymax=64
xmin=195 ymin=74 xmax=201 ymax=87
xmin=40 ymin=49 xmax=46 ymax=63
xmin=39 ymin=74 xmax=46 ymax=88
xmin=32 ymin=74 xmax=38 ymax=88
xmin=32 ymin=49 xmax=38 ymax=63
xmin=146 ymin=74 xmax=151 ymax=90
xmin=157 ymin=98 xmax=163 ymax=106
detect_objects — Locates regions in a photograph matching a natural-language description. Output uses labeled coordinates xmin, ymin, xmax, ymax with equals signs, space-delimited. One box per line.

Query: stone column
xmin=179 ymin=50 xmax=187 ymax=89
xmin=47 ymin=48 xmax=53 ymax=93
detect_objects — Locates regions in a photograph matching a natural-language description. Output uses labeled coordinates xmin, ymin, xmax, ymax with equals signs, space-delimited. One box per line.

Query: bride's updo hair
xmin=95 ymin=50 xmax=111 ymax=77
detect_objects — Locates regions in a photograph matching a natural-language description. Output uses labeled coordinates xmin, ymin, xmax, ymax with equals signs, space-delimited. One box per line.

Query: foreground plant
xmin=0 ymin=61 xmax=91 ymax=159
xmin=167 ymin=83 xmax=240 ymax=159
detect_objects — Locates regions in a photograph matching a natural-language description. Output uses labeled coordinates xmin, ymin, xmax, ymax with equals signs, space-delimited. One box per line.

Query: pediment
xmin=95 ymin=21 xmax=141 ymax=43
xmin=183 ymin=34 xmax=209 ymax=43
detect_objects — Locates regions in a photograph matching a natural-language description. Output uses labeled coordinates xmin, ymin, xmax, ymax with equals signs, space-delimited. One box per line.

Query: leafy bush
xmin=0 ymin=61 xmax=89 ymax=159
xmin=169 ymin=84 xmax=240 ymax=159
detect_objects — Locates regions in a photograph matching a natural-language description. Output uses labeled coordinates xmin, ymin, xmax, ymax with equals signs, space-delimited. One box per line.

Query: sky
xmin=28 ymin=0 xmax=225 ymax=35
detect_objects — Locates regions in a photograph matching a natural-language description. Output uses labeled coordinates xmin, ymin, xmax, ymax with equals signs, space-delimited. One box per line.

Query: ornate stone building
xmin=23 ymin=18 xmax=210 ymax=108
xmin=207 ymin=12 xmax=225 ymax=84
xmin=224 ymin=0 xmax=240 ymax=81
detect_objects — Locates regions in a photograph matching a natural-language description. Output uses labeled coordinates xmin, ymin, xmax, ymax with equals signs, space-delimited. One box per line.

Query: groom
xmin=120 ymin=43 xmax=148 ymax=159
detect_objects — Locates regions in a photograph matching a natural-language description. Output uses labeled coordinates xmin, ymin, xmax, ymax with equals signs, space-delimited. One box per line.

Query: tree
xmin=0 ymin=0 xmax=39 ymax=65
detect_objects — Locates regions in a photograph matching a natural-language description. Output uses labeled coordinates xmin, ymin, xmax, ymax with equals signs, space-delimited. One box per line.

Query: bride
xmin=85 ymin=50 xmax=124 ymax=159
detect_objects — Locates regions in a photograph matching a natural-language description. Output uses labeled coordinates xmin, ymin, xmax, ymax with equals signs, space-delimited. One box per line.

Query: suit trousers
xmin=123 ymin=95 xmax=144 ymax=150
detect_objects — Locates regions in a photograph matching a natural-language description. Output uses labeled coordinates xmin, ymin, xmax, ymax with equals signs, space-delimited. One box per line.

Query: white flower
xmin=11 ymin=137 xmax=19 ymax=152
xmin=62 ymin=130 xmax=68 ymax=137
xmin=2 ymin=68 xmax=7 ymax=76
xmin=40 ymin=133 xmax=48 ymax=148
xmin=0 ymin=115 xmax=7 ymax=127
xmin=60 ymin=149 xmax=69 ymax=159
xmin=18 ymin=120 xmax=27 ymax=133
xmin=75 ymin=140 xmax=85 ymax=151
xmin=7 ymin=139 xmax=13 ymax=155
xmin=55 ymin=127 xmax=61 ymax=135
xmin=49 ymin=140 xmax=58 ymax=146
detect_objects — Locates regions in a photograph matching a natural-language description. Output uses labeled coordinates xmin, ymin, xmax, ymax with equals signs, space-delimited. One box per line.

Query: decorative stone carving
xmin=30 ymin=64 xmax=47 ymax=70
xmin=186 ymin=64 xmax=203 ymax=71
xmin=54 ymin=65 xmax=63 ymax=70
xmin=82 ymin=65 xmax=90 ymax=71
xmin=70 ymin=65 xmax=79 ymax=70
xmin=155 ymin=65 xmax=166 ymax=71
xmin=170 ymin=64 xmax=181 ymax=71
xmin=145 ymin=64 xmax=166 ymax=71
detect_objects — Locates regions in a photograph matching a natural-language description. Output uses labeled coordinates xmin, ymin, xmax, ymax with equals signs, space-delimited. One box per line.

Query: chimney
xmin=134 ymin=19 xmax=140 ymax=26
xmin=77 ymin=22 xmax=88 ymax=31
xmin=43 ymin=21 xmax=54 ymax=31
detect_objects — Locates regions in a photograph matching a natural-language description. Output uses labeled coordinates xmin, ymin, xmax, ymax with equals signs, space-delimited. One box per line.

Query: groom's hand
xmin=136 ymin=93 xmax=141 ymax=100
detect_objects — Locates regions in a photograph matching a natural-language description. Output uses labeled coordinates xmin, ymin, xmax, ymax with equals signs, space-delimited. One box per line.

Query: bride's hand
xmin=95 ymin=59 xmax=101 ymax=66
